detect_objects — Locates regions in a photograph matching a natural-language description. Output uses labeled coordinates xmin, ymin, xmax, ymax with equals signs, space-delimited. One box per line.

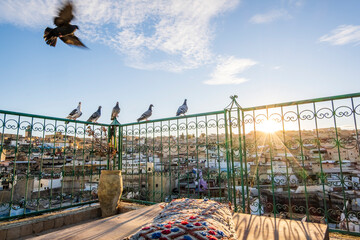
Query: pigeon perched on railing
xmin=176 ymin=99 xmax=188 ymax=116
xmin=43 ymin=1 xmax=87 ymax=48
xmin=137 ymin=104 xmax=154 ymax=122
xmin=111 ymin=102 xmax=120 ymax=121
xmin=65 ymin=102 xmax=82 ymax=124
xmin=87 ymin=106 xmax=102 ymax=124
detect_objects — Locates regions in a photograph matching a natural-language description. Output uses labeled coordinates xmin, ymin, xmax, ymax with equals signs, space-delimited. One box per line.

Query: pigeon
xmin=137 ymin=104 xmax=154 ymax=122
xmin=65 ymin=102 xmax=82 ymax=124
xmin=176 ymin=99 xmax=188 ymax=116
xmin=43 ymin=1 xmax=87 ymax=48
xmin=111 ymin=102 xmax=120 ymax=121
xmin=87 ymin=106 xmax=102 ymax=124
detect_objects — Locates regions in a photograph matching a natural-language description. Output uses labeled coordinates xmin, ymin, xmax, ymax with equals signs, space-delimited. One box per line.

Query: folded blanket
xmin=126 ymin=198 xmax=237 ymax=240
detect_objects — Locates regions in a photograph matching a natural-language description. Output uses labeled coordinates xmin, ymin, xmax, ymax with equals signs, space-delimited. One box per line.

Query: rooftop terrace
xmin=1 ymin=93 xmax=360 ymax=238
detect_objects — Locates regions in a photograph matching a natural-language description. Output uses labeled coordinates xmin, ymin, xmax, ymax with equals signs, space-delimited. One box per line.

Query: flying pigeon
xmin=43 ymin=1 xmax=87 ymax=48
xmin=176 ymin=99 xmax=188 ymax=116
xmin=65 ymin=102 xmax=82 ymax=124
xmin=111 ymin=102 xmax=120 ymax=121
xmin=87 ymin=106 xmax=102 ymax=124
xmin=137 ymin=104 xmax=154 ymax=122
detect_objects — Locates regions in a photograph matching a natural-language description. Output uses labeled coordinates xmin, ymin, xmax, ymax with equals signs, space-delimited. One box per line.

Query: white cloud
xmin=272 ymin=65 xmax=282 ymax=70
xmin=249 ymin=9 xmax=291 ymax=24
xmin=203 ymin=56 xmax=257 ymax=85
xmin=0 ymin=0 xmax=240 ymax=72
xmin=287 ymin=0 xmax=304 ymax=8
xmin=319 ymin=25 xmax=360 ymax=46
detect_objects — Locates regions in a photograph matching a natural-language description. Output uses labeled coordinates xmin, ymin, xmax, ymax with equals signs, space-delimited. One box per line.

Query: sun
xmin=257 ymin=119 xmax=280 ymax=133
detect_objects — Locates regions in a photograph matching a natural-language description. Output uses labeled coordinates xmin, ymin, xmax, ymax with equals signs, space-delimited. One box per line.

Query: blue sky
xmin=0 ymin=0 xmax=360 ymax=124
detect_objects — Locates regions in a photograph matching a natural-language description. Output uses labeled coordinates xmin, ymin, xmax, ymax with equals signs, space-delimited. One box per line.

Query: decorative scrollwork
xmin=299 ymin=109 xmax=315 ymax=120
xmin=334 ymin=105 xmax=353 ymax=118
xmin=316 ymin=107 xmax=333 ymax=119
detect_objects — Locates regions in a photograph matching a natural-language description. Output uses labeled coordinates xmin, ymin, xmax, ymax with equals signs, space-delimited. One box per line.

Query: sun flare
xmin=257 ymin=119 xmax=280 ymax=133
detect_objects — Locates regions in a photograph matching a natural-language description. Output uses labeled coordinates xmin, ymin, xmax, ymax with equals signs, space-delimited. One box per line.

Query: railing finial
xmin=225 ymin=95 xmax=242 ymax=110
xmin=230 ymin=95 xmax=238 ymax=100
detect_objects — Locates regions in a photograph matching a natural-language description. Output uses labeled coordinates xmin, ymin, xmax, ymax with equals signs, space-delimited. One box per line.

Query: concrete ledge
xmin=0 ymin=204 xmax=101 ymax=240
xmin=0 ymin=202 xmax=146 ymax=240
xmin=26 ymin=204 xmax=162 ymax=240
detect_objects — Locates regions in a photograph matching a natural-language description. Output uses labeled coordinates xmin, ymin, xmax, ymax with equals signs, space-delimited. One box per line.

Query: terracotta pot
xmin=98 ymin=170 xmax=123 ymax=217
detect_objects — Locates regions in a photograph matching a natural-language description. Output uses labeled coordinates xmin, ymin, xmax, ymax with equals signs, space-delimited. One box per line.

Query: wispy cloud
xmin=249 ymin=9 xmax=291 ymax=24
xmin=203 ymin=56 xmax=257 ymax=85
xmin=319 ymin=25 xmax=360 ymax=46
xmin=287 ymin=0 xmax=304 ymax=8
xmin=0 ymin=0 xmax=240 ymax=72
xmin=272 ymin=65 xmax=282 ymax=70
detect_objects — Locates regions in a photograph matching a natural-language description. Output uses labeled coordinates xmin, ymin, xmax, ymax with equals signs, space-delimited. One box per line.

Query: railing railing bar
xmin=0 ymin=110 xmax=109 ymax=126
xmin=121 ymin=110 xmax=225 ymax=127
xmin=242 ymin=92 xmax=360 ymax=111
xmin=296 ymin=104 xmax=310 ymax=222
xmin=331 ymin=100 xmax=350 ymax=232
xmin=313 ymin=102 xmax=329 ymax=224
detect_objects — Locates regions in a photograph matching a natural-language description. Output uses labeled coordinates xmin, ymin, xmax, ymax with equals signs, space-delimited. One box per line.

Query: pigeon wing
xmin=72 ymin=111 xmax=82 ymax=120
xmin=111 ymin=108 xmax=119 ymax=120
xmin=176 ymin=105 xmax=187 ymax=116
xmin=176 ymin=107 xmax=182 ymax=116
xmin=91 ymin=112 xmax=100 ymax=120
xmin=60 ymin=34 xmax=87 ymax=48
xmin=54 ymin=2 xmax=74 ymax=27
xmin=138 ymin=109 xmax=151 ymax=121
xmin=68 ymin=108 xmax=77 ymax=117
xmin=144 ymin=109 xmax=152 ymax=118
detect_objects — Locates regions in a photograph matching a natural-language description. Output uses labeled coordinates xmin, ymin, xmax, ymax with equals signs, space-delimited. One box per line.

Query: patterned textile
xmin=126 ymin=198 xmax=237 ymax=240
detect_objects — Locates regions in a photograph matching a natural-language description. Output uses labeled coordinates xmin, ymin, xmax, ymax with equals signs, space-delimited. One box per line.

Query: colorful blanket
xmin=126 ymin=198 xmax=237 ymax=240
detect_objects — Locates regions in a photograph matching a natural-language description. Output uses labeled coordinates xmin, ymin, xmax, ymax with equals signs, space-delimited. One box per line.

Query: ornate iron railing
xmin=0 ymin=110 xmax=109 ymax=220
xmin=118 ymin=111 xmax=229 ymax=204
xmin=235 ymin=93 xmax=360 ymax=234
xmin=117 ymin=92 xmax=360 ymax=235
xmin=1 ymin=93 xmax=360 ymax=235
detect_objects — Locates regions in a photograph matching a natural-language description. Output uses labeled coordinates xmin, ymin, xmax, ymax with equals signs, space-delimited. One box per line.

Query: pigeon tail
xmin=137 ymin=115 xmax=147 ymax=122
xmin=44 ymin=27 xmax=57 ymax=47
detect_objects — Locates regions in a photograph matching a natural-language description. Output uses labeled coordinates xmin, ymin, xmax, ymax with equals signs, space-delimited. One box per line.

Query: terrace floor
xmin=23 ymin=203 xmax=356 ymax=240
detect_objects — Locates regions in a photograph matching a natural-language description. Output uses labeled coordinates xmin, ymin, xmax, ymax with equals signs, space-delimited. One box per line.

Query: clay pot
xmin=98 ymin=170 xmax=123 ymax=217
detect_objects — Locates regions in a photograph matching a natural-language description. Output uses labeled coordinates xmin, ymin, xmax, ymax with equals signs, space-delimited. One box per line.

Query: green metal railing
xmin=1 ymin=93 xmax=360 ymax=235
xmin=233 ymin=93 xmax=360 ymax=235
xmin=0 ymin=111 xmax=109 ymax=220
xmin=119 ymin=110 xmax=228 ymax=205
